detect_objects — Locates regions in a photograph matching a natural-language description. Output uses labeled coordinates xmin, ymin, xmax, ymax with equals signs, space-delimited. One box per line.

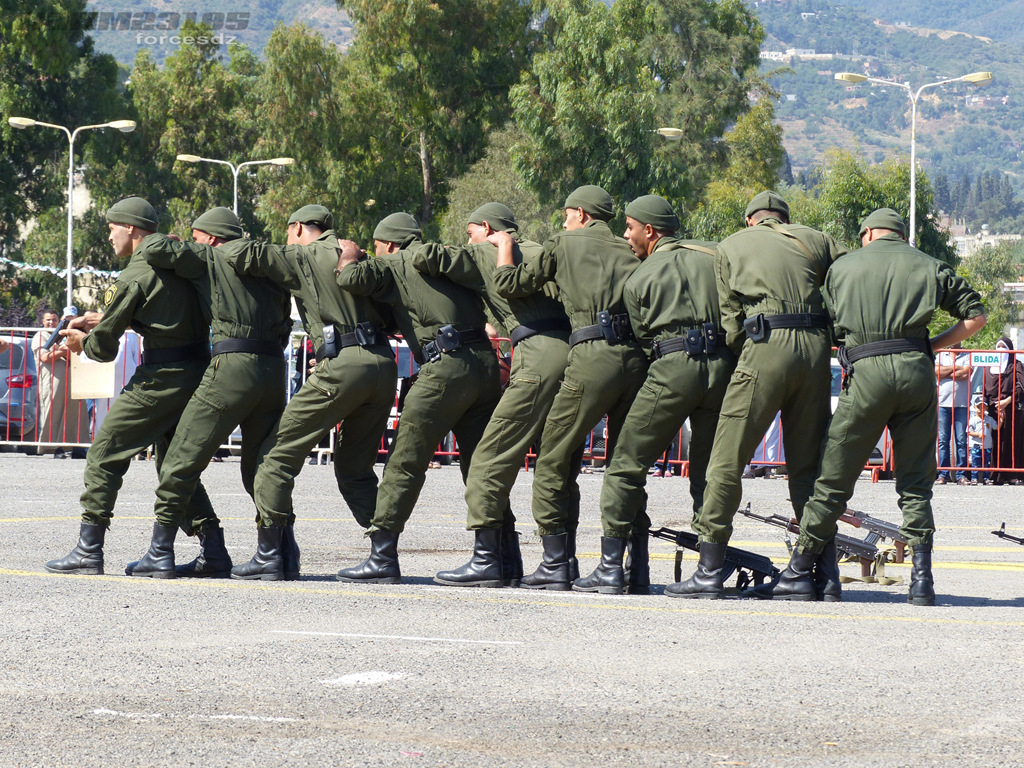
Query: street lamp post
xmin=175 ymin=154 xmax=296 ymax=215
xmin=834 ymin=71 xmax=992 ymax=247
xmin=8 ymin=117 xmax=136 ymax=309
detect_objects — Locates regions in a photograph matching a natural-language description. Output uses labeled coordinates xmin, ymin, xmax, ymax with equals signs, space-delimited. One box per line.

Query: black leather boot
xmin=566 ymin=526 xmax=579 ymax=582
xmin=664 ymin=541 xmax=727 ymax=599
xmin=747 ymin=548 xmax=817 ymax=600
xmin=434 ymin=528 xmax=504 ymax=587
xmin=175 ymin=523 xmax=232 ymax=578
xmin=520 ymin=533 xmax=571 ymax=590
xmin=500 ymin=527 xmax=524 ymax=587
xmin=908 ymin=545 xmax=935 ymax=606
xmin=336 ymin=529 xmax=401 ymax=583
xmin=230 ymin=526 xmax=285 ymax=581
xmin=125 ymin=523 xmax=177 ymax=578
xmin=573 ymin=536 xmax=628 ymax=594
xmin=45 ymin=523 xmax=106 ymax=575
xmin=814 ymin=537 xmax=842 ymax=602
xmin=625 ymin=532 xmax=651 ymax=595
xmin=282 ymin=524 xmax=300 ymax=581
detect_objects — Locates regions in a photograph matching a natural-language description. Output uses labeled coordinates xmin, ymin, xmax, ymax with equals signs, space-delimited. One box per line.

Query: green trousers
xmin=693 ymin=329 xmax=832 ymax=544
xmin=370 ymin=343 xmax=501 ymax=534
xmin=599 ymin=349 xmax=735 ymax=538
xmin=530 ymin=340 xmax=648 ymax=536
xmin=464 ymin=331 xmax=570 ymax=530
xmin=152 ymin=352 xmax=285 ymax=529
xmin=799 ymin=353 xmax=938 ymax=551
xmin=80 ymin=360 xmax=215 ymax=527
xmin=253 ymin=344 xmax=397 ymax=528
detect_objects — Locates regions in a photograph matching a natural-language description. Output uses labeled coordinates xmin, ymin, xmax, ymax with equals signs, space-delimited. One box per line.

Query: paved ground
xmin=1 ymin=452 xmax=1022 ymax=767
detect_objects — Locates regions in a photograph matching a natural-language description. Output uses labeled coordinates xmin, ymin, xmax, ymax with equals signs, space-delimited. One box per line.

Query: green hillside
xmin=757 ymin=0 xmax=1024 ymax=193
xmin=833 ymin=0 xmax=1024 ymax=46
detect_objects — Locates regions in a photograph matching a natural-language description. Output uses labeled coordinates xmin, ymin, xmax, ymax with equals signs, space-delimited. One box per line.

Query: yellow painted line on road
xmin=2 ymin=567 xmax=1023 ymax=628
xmin=643 ymin=552 xmax=1024 ymax=571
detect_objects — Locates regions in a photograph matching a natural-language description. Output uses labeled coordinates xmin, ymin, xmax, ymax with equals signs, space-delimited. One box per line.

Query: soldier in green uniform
xmin=408 ymin=203 xmax=572 ymax=588
xmin=45 ymin=197 xmax=216 ymax=575
xmin=121 ymin=207 xmax=291 ymax=578
xmin=750 ymin=209 xmax=986 ymax=605
xmin=491 ymin=185 xmax=649 ymax=590
xmin=574 ymin=195 xmax=735 ymax=594
xmin=666 ymin=191 xmax=847 ymax=599
xmin=225 ymin=205 xmax=398 ymax=580
xmin=333 ymin=213 xmax=502 ymax=583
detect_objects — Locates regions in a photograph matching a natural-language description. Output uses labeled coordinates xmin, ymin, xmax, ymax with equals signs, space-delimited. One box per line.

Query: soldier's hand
xmin=167 ymin=233 xmax=183 ymax=242
xmin=69 ymin=311 xmax=103 ymax=332
xmin=336 ymin=239 xmax=365 ymax=272
xmin=61 ymin=329 xmax=86 ymax=355
xmin=485 ymin=231 xmax=514 ymax=248
xmin=308 ymin=357 xmax=317 ymax=375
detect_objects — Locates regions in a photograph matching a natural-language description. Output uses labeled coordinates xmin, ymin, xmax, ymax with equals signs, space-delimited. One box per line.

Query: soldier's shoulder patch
xmin=103 ymin=285 xmax=118 ymax=306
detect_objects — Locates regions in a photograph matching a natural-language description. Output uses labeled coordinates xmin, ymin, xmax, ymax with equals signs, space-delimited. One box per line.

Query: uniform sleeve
xmin=82 ymin=280 xmax=143 ymax=363
xmin=715 ymin=247 xmax=745 ymax=354
xmin=823 ymin=233 xmax=848 ymax=265
xmin=623 ymin=275 xmax=651 ymax=353
xmin=336 ymin=258 xmax=400 ymax=304
xmin=936 ymin=263 xmax=985 ymax=320
xmin=822 ymin=269 xmax=844 ymax=346
xmin=137 ymin=233 xmax=210 ymax=281
xmin=409 ymin=243 xmax=485 ymax=292
xmin=493 ymin=240 xmax=556 ymax=298
xmin=229 ymin=241 xmax=302 ymax=292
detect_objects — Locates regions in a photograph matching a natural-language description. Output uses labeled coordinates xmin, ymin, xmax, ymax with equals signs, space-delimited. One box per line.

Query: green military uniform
xmin=691 ymin=194 xmax=847 ymax=545
xmin=493 ymin=186 xmax=648 ymax=589
xmin=136 ymin=222 xmax=291 ymax=528
xmin=336 ymin=216 xmax=502 ymax=547
xmin=799 ymin=213 xmax=982 ymax=592
xmin=599 ymin=234 xmax=735 ymax=536
xmin=409 ymin=217 xmax=571 ymax=532
xmin=228 ymin=212 xmax=397 ymax=532
xmin=751 ymin=208 xmax=985 ymax=605
xmin=46 ymin=198 xmax=215 ymax=576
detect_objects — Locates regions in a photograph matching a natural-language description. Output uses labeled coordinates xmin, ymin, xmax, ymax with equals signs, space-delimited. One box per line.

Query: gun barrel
xmin=42 ymin=308 xmax=78 ymax=351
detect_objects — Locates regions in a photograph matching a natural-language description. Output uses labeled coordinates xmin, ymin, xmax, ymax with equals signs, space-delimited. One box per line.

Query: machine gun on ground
xmin=737 ymin=503 xmax=904 ymax=585
xmin=841 ymin=505 xmax=909 ymax=563
xmin=648 ymin=526 xmax=779 ymax=593
xmin=991 ymin=523 xmax=1024 ymax=546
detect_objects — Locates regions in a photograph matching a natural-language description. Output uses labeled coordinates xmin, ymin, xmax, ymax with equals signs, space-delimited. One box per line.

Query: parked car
xmin=0 ymin=336 xmax=38 ymax=440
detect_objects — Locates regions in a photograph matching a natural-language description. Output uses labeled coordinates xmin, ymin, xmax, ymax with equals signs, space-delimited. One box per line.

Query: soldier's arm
xmin=931 ymin=264 xmax=987 ymax=350
xmin=409 ymin=242 xmax=486 ymax=290
xmin=336 ymin=257 xmax=400 ymax=304
xmin=822 ymin=270 xmax=844 ymax=346
xmin=493 ymin=237 xmax=554 ymax=298
xmin=229 ymin=241 xmax=302 ymax=292
xmin=623 ymin=277 xmax=652 ymax=353
xmin=715 ymin=248 xmax=745 ymax=354
xmin=76 ymin=280 xmax=143 ymax=362
xmin=137 ymin=233 xmax=209 ymax=280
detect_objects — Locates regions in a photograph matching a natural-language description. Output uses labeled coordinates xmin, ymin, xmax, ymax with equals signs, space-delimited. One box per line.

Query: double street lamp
xmin=175 ymin=154 xmax=295 ymax=215
xmin=8 ymin=116 xmax=137 ymax=308
xmin=834 ymin=70 xmax=993 ymax=247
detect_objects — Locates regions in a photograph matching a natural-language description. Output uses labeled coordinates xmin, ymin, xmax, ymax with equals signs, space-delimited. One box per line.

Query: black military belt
xmin=141 ymin=341 xmax=211 ymax=366
xmin=569 ymin=311 xmax=634 ymax=348
xmin=417 ymin=325 xmax=490 ymax=365
xmin=509 ymin=317 xmax=572 ymax=347
xmin=211 ymin=339 xmax=284 ymax=357
xmin=316 ymin=323 xmax=388 ymax=361
xmin=838 ymin=338 xmax=933 ymax=372
xmin=742 ymin=312 xmax=828 ymax=342
xmin=652 ymin=325 xmax=726 ymax=360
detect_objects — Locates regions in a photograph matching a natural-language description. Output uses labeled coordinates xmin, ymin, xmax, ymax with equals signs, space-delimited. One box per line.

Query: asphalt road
xmin=1 ymin=453 xmax=1022 ymax=767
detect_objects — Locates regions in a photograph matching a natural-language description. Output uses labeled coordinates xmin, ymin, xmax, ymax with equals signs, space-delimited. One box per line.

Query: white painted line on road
xmin=321 ymin=671 xmax=405 ymax=686
xmin=274 ymin=630 xmax=523 ymax=645
xmin=93 ymin=708 xmax=299 ymax=723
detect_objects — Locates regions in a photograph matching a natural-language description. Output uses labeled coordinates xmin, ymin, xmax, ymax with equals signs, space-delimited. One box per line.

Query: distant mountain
xmin=86 ymin=0 xmax=350 ymax=67
xmin=833 ymin=0 xmax=1024 ymax=46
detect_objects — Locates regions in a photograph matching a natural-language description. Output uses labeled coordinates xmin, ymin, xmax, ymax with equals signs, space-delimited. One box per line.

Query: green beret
xmin=373 ymin=213 xmax=422 ymax=247
xmin=624 ymin=195 xmax=680 ymax=233
xmin=106 ymin=197 xmax=158 ymax=231
xmin=287 ymin=204 xmax=334 ymax=231
xmin=744 ymin=191 xmax=790 ymax=220
xmin=192 ymin=207 xmax=242 ymax=241
xmin=859 ymin=207 xmax=907 ymax=239
xmin=564 ymin=185 xmax=615 ymax=221
xmin=468 ymin=202 xmax=518 ymax=233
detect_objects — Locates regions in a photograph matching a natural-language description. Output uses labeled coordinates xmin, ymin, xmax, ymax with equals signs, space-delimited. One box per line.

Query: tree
xmin=337 ymin=0 xmax=535 ymax=226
